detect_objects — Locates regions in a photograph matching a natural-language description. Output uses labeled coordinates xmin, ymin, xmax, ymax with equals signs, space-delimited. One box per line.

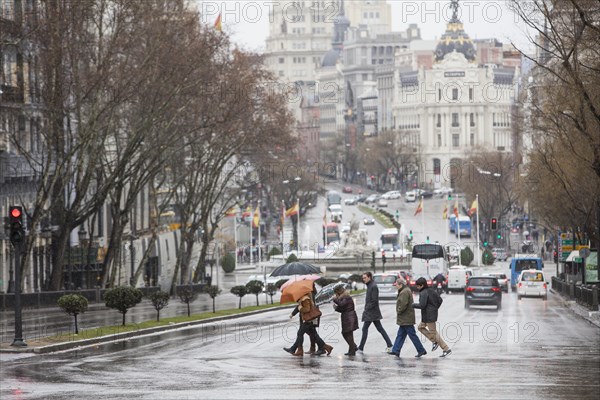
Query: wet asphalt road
xmin=1 ymin=286 xmax=599 ymax=400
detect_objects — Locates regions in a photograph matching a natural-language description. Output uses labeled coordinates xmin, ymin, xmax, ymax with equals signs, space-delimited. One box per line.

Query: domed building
xmin=434 ymin=0 xmax=476 ymax=63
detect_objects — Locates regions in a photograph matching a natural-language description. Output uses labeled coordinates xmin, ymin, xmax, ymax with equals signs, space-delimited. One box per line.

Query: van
xmin=517 ymin=269 xmax=548 ymax=300
xmin=447 ymin=267 xmax=473 ymax=292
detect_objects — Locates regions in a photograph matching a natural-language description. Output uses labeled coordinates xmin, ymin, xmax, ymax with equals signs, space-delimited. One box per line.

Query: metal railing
xmin=551 ymin=277 xmax=598 ymax=311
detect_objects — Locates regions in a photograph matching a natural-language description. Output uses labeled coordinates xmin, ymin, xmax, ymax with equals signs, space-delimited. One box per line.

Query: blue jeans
xmin=392 ymin=325 xmax=426 ymax=355
xmin=358 ymin=320 xmax=393 ymax=350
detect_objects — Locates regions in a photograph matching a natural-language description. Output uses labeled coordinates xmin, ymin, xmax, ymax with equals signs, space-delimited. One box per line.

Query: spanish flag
xmin=280 ymin=202 xmax=285 ymax=227
xmin=285 ymin=201 xmax=299 ymax=217
xmin=252 ymin=206 xmax=260 ymax=228
xmin=225 ymin=205 xmax=238 ymax=217
xmin=453 ymin=199 xmax=459 ymax=218
xmin=214 ymin=13 xmax=222 ymax=31
xmin=468 ymin=198 xmax=478 ymax=216
xmin=414 ymin=199 xmax=423 ymax=216
xmin=442 ymin=203 xmax=448 ymax=220
xmin=242 ymin=206 xmax=252 ymax=218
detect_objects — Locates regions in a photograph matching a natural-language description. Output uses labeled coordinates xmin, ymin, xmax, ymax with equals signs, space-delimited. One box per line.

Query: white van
xmin=517 ymin=269 xmax=548 ymax=300
xmin=447 ymin=267 xmax=473 ymax=292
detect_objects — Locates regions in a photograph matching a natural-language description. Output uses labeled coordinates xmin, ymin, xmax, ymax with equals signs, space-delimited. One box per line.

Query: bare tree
xmin=510 ymin=0 xmax=600 ymax=246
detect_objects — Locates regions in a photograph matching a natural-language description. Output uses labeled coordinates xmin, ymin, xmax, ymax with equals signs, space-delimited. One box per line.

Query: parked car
xmin=344 ymin=197 xmax=357 ymax=205
xmin=491 ymin=248 xmax=508 ymax=261
xmin=421 ymin=191 xmax=433 ymax=199
xmin=464 ymin=276 xmax=503 ymax=310
xmin=363 ymin=217 xmax=375 ymax=225
xmin=517 ymin=269 xmax=548 ymax=300
xmin=433 ymin=187 xmax=454 ymax=196
xmin=405 ymin=191 xmax=417 ymax=202
xmin=340 ymin=224 xmax=351 ymax=234
xmin=342 ymin=186 xmax=353 ymax=193
xmin=382 ymin=191 xmax=401 ymax=200
xmin=365 ymin=194 xmax=380 ymax=204
xmin=484 ymin=273 xmax=509 ymax=292
xmin=377 ymin=198 xmax=388 ymax=207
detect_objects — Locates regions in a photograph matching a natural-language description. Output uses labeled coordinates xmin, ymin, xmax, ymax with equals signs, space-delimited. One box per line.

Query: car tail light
xmin=491 ymin=287 xmax=501 ymax=292
xmin=543 ymin=283 xmax=547 ymax=289
xmin=518 ymin=283 xmax=522 ymax=288
xmin=466 ymin=287 xmax=475 ymax=292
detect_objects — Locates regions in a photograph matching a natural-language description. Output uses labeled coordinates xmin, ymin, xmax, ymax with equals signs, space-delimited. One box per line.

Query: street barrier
xmin=551 ymin=277 xmax=599 ymax=311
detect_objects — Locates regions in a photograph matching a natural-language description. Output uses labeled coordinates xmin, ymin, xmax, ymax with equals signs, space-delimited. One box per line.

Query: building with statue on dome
xmin=380 ymin=0 xmax=521 ymax=190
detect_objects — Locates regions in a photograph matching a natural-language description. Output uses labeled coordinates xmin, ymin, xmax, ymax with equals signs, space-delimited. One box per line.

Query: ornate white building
xmin=389 ymin=2 xmax=520 ymax=188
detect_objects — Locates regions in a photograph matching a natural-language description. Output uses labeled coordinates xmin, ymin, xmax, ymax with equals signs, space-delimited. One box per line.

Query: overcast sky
xmin=195 ymin=0 xmax=535 ymax=53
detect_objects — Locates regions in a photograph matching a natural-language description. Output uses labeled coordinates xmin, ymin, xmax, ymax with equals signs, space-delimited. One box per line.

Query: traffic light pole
xmin=11 ymin=240 xmax=26 ymax=347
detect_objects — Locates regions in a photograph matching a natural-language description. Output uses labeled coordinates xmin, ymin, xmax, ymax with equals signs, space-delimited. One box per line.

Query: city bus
xmin=452 ymin=216 xmax=472 ymax=238
xmin=323 ymin=222 xmax=340 ymax=245
xmin=380 ymin=228 xmax=400 ymax=250
xmin=410 ymin=243 xmax=448 ymax=290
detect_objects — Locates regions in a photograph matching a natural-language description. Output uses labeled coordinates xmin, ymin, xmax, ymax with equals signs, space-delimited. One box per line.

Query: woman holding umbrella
xmin=333 ymin=285 xmax=359 ymax=356
xmin=282 ymin=281 xmax=333 ymax=356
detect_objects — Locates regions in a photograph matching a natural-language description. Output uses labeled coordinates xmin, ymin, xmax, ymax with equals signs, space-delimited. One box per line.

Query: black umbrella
xmin=270 ymin=261 xmax=321 ymax=277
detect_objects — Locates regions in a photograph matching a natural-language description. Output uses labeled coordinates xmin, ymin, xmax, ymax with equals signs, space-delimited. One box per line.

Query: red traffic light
xmin=11 ymin=208 xmax=22 ymax=218
xmin=491 ymin=218 xmax=497 ymax=223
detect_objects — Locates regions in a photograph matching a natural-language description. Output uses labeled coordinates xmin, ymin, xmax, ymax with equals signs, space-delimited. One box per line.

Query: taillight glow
xmin=491 ymin=287 xmax=501 ymax=292
xmin=466 ymin=287 xmax=475 ymax=292
xmin=543 ymin=283 xmax=547 ymax=289
xmin=518 ymin=283 xmax=522 ymax=288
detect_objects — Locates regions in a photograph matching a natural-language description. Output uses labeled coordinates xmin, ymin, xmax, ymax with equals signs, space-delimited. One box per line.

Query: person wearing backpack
xmin=412 ymin=277 xmax=451 ymax=357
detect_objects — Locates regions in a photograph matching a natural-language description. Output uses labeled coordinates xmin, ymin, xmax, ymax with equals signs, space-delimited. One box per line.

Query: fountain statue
xmin=333 ymin=217 xmax=377 ymax=257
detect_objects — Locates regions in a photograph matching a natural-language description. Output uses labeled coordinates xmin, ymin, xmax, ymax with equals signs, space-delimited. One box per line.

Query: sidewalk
xmin=550 ymin=289 xmax=600 ymax=328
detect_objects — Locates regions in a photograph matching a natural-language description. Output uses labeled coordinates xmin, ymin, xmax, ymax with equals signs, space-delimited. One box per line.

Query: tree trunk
xmin=122 ymin=311 xmax=126 ymax=326
xmin=74 ymin=313 xmax=79 ymax=334
xmin=49 ymin=227 xmax=71 ymax=291
xmin=238 ymin=297 xmax=242 ymax=309
xmin=212 ymin=297 xmax=216 ymax=313
xmin=187 ymin=302 xmax=191 ymax=317
xmin=156 ymin=310 xmax=160 ymax=322
xmin=256 ymin=295 xmax=259 ymax=307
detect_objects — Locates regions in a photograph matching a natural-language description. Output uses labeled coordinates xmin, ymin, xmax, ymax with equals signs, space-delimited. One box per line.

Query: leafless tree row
xmin=4 ymin=0 xmax=295 ymax=292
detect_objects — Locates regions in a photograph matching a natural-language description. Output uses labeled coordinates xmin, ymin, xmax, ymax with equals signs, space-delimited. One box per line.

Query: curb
xmin=550 ymin=289 xmax=600 ymax=329
xmin=1 ymin=291 xmax=367 ymax=354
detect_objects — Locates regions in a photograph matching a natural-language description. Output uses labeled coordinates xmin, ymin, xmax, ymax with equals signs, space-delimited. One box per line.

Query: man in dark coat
xmin=412 ymin=277 xmax=451 ymax=357
xmin=389 ymin=277 xmax=427 ymax=357
xmin=357 ymin=271 xmax=393 ymax=352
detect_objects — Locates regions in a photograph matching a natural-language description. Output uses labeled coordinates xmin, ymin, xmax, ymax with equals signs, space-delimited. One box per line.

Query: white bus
xmin=409 ymin=243 xmax=448 ymax=290
xmin=380 ymin=228 xmax=400 ymax=250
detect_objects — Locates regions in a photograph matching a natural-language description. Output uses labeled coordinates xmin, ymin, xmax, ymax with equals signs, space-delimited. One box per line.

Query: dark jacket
xmin=396 ymin=285 xmax=416 ymax=326
xmin=412 ymin=287 xmax=438 ymax=323
xmin=362 ymin=280 xmax=383 ymax=322
xmin=333 ymin=292 xmax=359 ymax=333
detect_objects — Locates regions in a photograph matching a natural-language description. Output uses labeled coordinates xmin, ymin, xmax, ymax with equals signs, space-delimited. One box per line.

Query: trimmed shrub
xmin=268 ymin=247 xmax=282 ymax=260
xmin=148 ymin=291 xmax=170 ymax=322
xmin=57 ymin=294 xmax=88 ymax=334
xmin=460 ymin=246 xmax=474 ymax=267
xmin=482 ymin=249 xmax=495 ymax=265
xmin=104 ymin=286 xmax=143 ymax=326
xmin=221 ymin=253 xmax=236 ymax=273
xmin=275 ymin=279 xmax=288 ymax=289
xmin=246 ymin=280 xmax=265 ymax=306
xmin=230 ymin=285 xmax=248 ymax=309
xmin=265 ymin=283 xmax=278 ymax=304
xmin=286 ymin=253 xmax=298 ymax=263
xmin=205 ymin=285 xmax=222 ymax=313
xmin=178 ymin=285 xmax=201 ymax=317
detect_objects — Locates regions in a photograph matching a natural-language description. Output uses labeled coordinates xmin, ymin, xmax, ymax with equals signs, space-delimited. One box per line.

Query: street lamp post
xmin=78 ymin=227 xmax=88 ymax=289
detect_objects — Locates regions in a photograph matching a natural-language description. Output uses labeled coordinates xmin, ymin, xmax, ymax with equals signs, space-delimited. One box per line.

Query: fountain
xmin=334 ymin=218 xmax=377 ymax=257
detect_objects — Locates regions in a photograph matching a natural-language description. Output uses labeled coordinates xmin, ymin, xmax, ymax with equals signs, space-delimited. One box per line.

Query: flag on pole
xmin=414 ymin=198 xmax=423 ymax=216
xmin=285 ymin=202 xmax=299 ymax=217
xmin=468 ymin=198 xmax=478 ymax=216
xmin=323 ymin=207 xmax=327 ymax=225
xmin=252 ymin=206 xmax=260 ymax=229
xmin=442 ymin=203 xmax=448 ymax=220
xmin=453 ymin=199 xmax=459 ymax=218
xmin=242 ymin=206 xmax=252 ymax=218
xmin=225 ymin=205 xmax=238 ymax=217
xmin=214 ymin=13 xmax=222 ymax=31
xmin=280 ymin=201 xmax=285 ymax=227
